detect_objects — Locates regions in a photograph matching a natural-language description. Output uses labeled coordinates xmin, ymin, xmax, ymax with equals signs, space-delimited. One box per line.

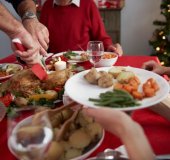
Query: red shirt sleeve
xmin=39 ymin=1 xmax=50 ymax=26
xmin=89 ymin=1 xmax=113 ymax=50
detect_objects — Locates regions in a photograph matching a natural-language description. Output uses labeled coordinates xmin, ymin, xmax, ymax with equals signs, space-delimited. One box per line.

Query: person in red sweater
xmin=40 ymin=0 xmax=123 ymax=55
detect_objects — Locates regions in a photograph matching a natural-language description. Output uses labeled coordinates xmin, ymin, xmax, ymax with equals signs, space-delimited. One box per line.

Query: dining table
xmin=0 ymin=53 xmax=170 ymax=159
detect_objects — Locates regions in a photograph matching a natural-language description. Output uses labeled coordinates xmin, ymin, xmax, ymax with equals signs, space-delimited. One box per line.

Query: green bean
xmin=89 ymin=98 xmax=103 ymax=102
xmin=89 ymin=89 xmax=140 ymax=108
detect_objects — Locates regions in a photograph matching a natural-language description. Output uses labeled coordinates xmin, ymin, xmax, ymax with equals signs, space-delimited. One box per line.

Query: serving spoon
xmin=31 ymin=101 xmax=78 ymax=125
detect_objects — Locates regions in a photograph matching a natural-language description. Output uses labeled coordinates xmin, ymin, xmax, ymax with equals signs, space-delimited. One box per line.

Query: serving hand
xmin=82 ymin=107 xmax=155 ymax=160
xmin=142 ymin=60 xmax=167 ymax=75
xmin=107 ymin=43 xmax=123 ymax=56
xmin=10 ymin=28 xmax=40 ymax=65
xmin=23 ymin=19 xmax=49 ymax=56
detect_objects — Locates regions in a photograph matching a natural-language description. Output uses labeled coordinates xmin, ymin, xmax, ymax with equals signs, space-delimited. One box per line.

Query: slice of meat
xmin=41 ymin=69 xmax=71 ymax=90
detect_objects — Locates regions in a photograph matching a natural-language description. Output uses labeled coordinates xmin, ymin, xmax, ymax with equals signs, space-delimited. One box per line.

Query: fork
xmin=77 ymin=44 xmax=85 ymax=52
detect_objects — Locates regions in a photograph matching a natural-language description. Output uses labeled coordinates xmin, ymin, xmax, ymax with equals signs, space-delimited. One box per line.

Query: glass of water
xmin=8 ymin=109 xmax=53 ymax=160
xmin=87 ymin=41 xmax=104 ymax=68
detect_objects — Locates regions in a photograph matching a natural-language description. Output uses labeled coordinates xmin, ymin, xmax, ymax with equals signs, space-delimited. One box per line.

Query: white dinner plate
xmin=52 ymin=51 xmax=88 ymax=63
xmin=65 ymin=66 xmax=170 ymax=111
xmin=0 ymin=63 xmax=23 ymax=80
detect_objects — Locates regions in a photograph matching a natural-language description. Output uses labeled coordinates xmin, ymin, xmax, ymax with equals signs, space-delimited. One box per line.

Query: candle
xmin=54 ymin=58 xmax=66 ymax=71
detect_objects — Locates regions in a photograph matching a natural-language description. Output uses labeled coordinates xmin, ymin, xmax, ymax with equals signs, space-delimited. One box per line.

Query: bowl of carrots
xmin=96 ymin=52 xmax=118 ymax=67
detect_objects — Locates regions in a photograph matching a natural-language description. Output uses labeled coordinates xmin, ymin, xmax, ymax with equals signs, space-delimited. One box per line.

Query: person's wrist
xmin=8 ymin=24 xmax=27 ymax=39
xmin=121 ymin=121 xmax=143 ymax=142
xmin=21 ymin=11 xmax=38 ymax=22
xmin=108 ymin=112 xmax=134 ymax=137
xmin=163 ymin=66 xmax=170 ymax=76
xmin=107 ymin=44 xmax=122 ymax=56
xmin=107 ymin=45 xmax=115 ymax=51
xmin=22 ymin=17 xmax=39 ymax=25
xmin=116 ymin=114 xmax=137 ymax=138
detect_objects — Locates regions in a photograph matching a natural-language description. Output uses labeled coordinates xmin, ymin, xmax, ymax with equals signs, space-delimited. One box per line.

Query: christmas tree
xmin=149 ymin=0 xmax=170 ymax=66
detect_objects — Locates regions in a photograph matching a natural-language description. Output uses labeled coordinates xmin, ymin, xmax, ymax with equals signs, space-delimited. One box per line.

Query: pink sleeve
xmin=89 ymin=1 xmax=113 ymax=50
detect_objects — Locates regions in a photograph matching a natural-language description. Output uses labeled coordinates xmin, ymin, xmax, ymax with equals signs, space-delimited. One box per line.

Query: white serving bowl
xmin=8 ymin=111 xmax=105 ymax=160
xmin=96 ymin=52 xmax=118 ymax=67
xmin=72 ymin=130 xmax=105 ymax=160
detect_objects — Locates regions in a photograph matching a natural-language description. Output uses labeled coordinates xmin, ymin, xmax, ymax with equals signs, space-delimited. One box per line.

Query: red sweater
xmin=40 ymin=0 xmax=113 ymax=53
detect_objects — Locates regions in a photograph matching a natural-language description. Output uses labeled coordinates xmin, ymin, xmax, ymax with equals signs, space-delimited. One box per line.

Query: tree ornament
xmin=149 ymin=0 xmax=170 ymax=66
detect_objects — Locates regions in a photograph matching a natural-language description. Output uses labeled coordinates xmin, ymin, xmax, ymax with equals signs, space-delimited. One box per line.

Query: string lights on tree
xmin=149 ymin=0 xmax=170 ymax=66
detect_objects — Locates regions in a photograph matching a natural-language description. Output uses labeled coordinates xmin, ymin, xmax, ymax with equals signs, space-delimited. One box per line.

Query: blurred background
xmin=0 ymin=0 xmax=162 ymax=59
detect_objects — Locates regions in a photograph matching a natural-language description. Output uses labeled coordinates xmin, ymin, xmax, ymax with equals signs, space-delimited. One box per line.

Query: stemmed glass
xmin=8 ymin=109 xmax=53 ymax=160
xmin=87 ymin=41 xmax=104 ymax=68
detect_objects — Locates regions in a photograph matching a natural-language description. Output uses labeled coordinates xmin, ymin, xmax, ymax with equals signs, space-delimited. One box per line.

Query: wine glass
xmin=87 ymin=41 xmax=104 ymax=68
xmin=8 ymin=108 xmax=53 ymax=160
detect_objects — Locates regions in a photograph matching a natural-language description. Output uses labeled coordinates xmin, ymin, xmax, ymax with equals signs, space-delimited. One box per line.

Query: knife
xmin=12 ymin=38 xmax=48 ymax=80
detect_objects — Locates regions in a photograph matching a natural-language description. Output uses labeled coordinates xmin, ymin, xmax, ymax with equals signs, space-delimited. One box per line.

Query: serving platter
xmin=52 ymin=51 xmax=88 ymax=63
xmin=8 ymin=114 xmax=105 ymax=160
xmin=0 ymin=63 xmax=23 ymax=80
xmin=65 ymin=66 xmax=170 ymax=111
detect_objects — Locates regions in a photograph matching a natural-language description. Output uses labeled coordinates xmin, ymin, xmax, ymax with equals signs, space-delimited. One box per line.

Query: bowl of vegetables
xmin=96 ymin=52 xmax=118 ymax=67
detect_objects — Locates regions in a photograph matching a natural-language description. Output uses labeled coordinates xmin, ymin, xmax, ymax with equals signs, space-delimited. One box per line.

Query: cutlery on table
xmin=77 ymin=44 xmax=86 ymax=52
xmin=96 ymin=148 xmax=129 ymax=160
xmin=95 ymin=147 xmax=170 ymax=160
xmin=88 ymin=149 xmax=129 ymax=160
